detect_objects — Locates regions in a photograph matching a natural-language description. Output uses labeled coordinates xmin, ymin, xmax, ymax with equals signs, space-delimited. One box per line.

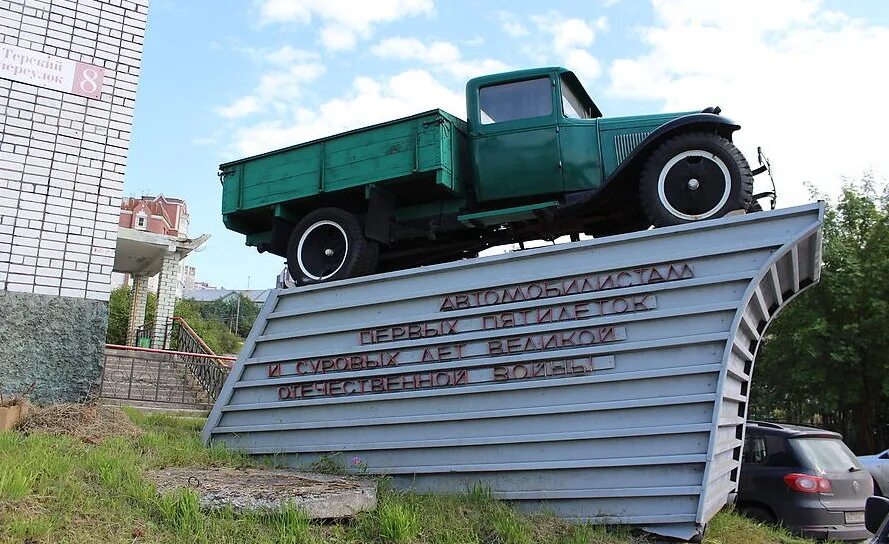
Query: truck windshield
xmin=479 ymin=77 xmax=552 ymax=125
xmin=561 ymin=75 xmax=593 ymax=119
xmin=791 ymin=438 xmax=864 ymax=473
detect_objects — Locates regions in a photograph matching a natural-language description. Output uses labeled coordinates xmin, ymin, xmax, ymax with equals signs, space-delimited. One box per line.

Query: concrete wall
xmin=0 ymin=0 xmax=149 ymax=402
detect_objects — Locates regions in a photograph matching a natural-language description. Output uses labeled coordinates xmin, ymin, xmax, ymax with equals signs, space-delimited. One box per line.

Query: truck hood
xmin=598 ymin=110 xmax=698 ymax=129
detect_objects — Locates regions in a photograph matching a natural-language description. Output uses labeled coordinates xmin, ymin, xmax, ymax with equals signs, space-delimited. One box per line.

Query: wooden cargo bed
xmin=220 ymin=110 xmax=469 ymax=229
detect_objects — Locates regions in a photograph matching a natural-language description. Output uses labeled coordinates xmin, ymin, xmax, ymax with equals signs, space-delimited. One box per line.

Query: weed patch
xmin=0 ymin=407 xmax=822 ymax=544
xmin=376 ymin=501 xmax=420 ymax=542
xmin=156 ymin=487 xmax=204 ymax=536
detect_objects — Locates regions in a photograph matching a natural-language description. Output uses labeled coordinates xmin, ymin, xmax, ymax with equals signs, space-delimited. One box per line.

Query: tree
xmin=104 ymin=284 xmax=254 ymax=356
xmin=752 ymin=174 xmax=889 ymax=453
xmin=173 ymin=298 xmax=245 ymax=355
xmin=198 ymin=293 xmax=260 ymax=337
xmin=105 ymin=286 xmax=132 ymax=344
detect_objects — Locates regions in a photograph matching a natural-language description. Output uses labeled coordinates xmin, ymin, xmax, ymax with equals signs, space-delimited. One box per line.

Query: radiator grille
xmin=614 ymin=131 xmax=651 ymax=164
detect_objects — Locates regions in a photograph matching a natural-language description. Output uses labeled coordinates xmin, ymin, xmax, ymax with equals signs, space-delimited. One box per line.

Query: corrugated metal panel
xmin=614 ymin=131 xmax=651 ymax=164
xmin=204 ymin=203 xmax=824 ymax=541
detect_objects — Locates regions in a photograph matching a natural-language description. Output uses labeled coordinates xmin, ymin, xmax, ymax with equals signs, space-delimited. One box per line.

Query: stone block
xmin=0 ymin=289 xmax=107 ymax=403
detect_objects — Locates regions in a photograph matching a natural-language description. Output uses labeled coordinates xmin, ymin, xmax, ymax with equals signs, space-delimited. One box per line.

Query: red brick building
xmin=119 ymin=195 xmax=189 ymax=237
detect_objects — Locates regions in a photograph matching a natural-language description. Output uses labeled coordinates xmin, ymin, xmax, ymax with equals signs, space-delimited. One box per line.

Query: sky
xmin=126 ymin=0 xmax=889 ymax=289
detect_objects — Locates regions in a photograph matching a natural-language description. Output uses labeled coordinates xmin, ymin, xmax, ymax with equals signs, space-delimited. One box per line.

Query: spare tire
xmin=639 ymin=132 xmax=753 ymax=227
xmin=286 ymin=208 xmax=378 ymax=286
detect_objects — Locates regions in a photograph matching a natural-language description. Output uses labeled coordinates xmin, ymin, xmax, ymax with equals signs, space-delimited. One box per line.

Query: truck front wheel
xmin=286 ymin=208 xmax=378 ymax=286
xmin=639 ymin=132 xmax=753 ymax=226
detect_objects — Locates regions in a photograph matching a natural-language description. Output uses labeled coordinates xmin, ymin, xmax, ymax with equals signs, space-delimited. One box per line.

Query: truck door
xmin=470 ymin=76 xmax=562 ymax=202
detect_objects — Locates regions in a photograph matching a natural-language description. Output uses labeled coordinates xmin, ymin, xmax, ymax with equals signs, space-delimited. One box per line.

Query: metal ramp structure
xmin=203 ymin=203 xmax=824 ymax=541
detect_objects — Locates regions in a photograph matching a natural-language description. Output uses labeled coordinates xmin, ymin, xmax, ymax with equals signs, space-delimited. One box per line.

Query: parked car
xmin=738 ymin=420 xmax=874 ymax=541
xmin=866 ymin=496 xmax=889 ymax=543
xmin=860 ymin=449 xmax=889 ymax=496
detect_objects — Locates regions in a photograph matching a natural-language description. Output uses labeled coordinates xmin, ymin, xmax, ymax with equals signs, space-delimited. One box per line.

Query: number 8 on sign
xmin=73 ymin=62 xmax=104 ymax=99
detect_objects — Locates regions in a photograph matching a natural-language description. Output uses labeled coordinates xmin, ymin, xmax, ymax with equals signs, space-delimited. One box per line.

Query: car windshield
xmin=791 ymin=437 xmax=863 ymax=473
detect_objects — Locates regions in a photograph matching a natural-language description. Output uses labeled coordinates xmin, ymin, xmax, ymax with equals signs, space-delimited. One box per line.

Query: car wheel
xmin=639 ymin=131 xmax=753 ymax=227
xmin=286 ymin=208 xmax=378 ymax=286
xmin=740 ymin=505 xmax=776 ymax=524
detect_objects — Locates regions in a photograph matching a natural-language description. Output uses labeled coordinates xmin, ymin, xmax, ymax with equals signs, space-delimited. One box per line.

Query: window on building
xmin=135 ymin=213 xmax=147 ymax=230
xmin=479 ymin=77 xmax=553 ymax=125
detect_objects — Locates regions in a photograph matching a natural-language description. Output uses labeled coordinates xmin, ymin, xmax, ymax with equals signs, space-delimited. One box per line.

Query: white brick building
xmin=0 ymin=0 xmax=150 ymax=403
xmin=0 ymin=0 xmax=148 ymax=300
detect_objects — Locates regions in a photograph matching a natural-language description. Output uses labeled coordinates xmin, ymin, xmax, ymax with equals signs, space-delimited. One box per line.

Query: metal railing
xmin=166 ymin=317 xmax=234 ymax=400
xmin=101 ymin=344 xmax=236 ymax=407
xmin=134 ymin=322 xmax=153 ymax=347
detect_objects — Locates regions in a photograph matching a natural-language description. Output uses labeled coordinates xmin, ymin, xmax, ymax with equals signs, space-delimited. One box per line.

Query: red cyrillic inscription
xmin=359 ymin=320 xmax=459 ymax=344
xmin=277 ymin=369 xmax=469 ymax=400
xmin=268 ymin=351 xmax=400 ymax=378
xmin=493 ymin=358 xmax=593 ymax=381
xmin=420 ymin=343 xmax=467 ymax=362
xmin=481 ymin=294 xmax=654 ymax=330
xmin=440 ymin=263 xmax=692 ymax=311
xmin=487 ymin=326 xmax=622 ymax=355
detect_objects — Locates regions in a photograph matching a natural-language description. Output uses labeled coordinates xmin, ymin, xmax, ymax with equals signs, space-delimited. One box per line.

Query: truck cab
xmin=468 ymin=68 xmax=604 ymax=201
xmin=220 ymin=67 xmax=763 ymax=285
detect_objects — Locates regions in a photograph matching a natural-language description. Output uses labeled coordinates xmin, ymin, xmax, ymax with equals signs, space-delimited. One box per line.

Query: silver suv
xmin=738 ymin=421 xmax=874 ymax=541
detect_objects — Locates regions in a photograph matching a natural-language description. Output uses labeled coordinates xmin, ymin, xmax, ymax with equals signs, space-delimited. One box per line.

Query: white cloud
xmin=234 ymin=44 xmax=320 ymax=65
xmin=496 ymin=11 xmax=529 ymax=37
xmin=263 ymin=45 xmax=317 ymax=65
xmin=609 ymin=0 xmax=889 ymax=205
xmin=227 ymin=69 xmax=465 ymax=157
xmin=216 ymin=62 xmax=326 ymax=119
xmin=256 ymin=0 xmax=434 ymax=50
xmin=552 ymin=18 xmax=595 ymax=51
xmin=216 ymin=96 xmax=260 ymax=119
xmin=594 ymin=15 xmax=609 ymax=31
xmin=530 ymin=13 xmax=604 ymax=83
xmin=563 ymin=49 xmax=601 ymax=83
xmin=371 ymin=37 xmax=508 ymax=80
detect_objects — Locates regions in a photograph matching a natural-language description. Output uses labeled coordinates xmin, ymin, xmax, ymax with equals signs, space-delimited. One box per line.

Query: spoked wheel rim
xmin=657 ymin=150 xmax=731 ymax=221
xmin=296 ymin=220 xmax=349 ymax=280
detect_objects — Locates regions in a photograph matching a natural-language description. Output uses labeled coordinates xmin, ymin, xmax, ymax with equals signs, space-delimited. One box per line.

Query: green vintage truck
xmin=220 ymin=67 xmax=771 ymax=285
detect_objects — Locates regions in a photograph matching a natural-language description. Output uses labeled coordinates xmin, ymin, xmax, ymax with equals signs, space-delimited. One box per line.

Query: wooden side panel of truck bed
xmin=221 ymin=110 xmax=468 ymax=216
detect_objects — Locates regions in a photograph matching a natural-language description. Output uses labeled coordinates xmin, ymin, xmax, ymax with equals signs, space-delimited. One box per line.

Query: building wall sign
xmin=203 ymin=205 xmax=825 ymax=542
xmin=0 ymin=43 xmax=104 ymax=99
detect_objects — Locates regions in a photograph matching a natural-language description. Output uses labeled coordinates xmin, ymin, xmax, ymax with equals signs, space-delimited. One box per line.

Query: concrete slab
xmin=114 ymin=227 xmax=208 ymax=276
xmin=145 ymin=467 xmax=377 ymax=518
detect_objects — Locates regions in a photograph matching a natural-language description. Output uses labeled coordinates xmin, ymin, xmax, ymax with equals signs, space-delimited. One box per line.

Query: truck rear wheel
xmin=639 ymin=132 xmax=753 ymax=227
xmin=286 ymin=208 xmax=378 ymax=286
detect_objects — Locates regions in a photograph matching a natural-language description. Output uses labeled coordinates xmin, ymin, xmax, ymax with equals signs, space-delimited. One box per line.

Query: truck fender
xmin=556 ymin=114 xmax=741 ymax=220
xmin=605 ymin=113 xmax=741 ymax=186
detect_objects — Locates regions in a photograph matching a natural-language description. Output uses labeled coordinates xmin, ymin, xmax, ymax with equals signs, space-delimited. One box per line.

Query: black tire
xmin=740 ymin=505 xmax=776 ymax=524
xmin=286 ymin=208 xmax=378 ymax=286
xmin=639 ymin=132 xmax=753 ymax=227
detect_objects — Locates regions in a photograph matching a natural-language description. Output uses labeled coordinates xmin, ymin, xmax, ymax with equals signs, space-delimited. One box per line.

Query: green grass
xmin=0 ymin=408 xmax=820 ymax=544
